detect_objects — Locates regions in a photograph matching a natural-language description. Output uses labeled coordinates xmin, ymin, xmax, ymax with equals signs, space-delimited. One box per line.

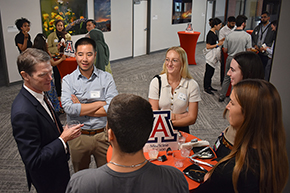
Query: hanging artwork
xmin=40 ymin=0 xmax=88 ymax=37
xmin=94 ymin=0 xmax=111 ymax=32
xmin=172 ymin=0 xmax=192 ymax=24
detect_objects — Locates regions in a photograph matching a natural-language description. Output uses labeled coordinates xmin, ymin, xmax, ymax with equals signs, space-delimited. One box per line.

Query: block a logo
xmin=144 ymin=110 xmax=179 ymax=151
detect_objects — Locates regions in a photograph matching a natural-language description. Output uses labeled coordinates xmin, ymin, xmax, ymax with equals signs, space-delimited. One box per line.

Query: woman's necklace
xmin=109 ymin=160 xmax=148 ymax=168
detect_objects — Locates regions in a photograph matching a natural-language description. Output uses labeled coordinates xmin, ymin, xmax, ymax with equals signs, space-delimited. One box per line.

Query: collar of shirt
xmin=23 ymin=84 xmax=45 ymax=104
xmin=76 ymin=65 xmax=99 ymax=80
xmin=261 ymin=22 xmax=270 ymax=30
xmin=23 ymin=84 xmax=54 ymax=120
xmin=162 ymin=74 xmax=189 ymax=89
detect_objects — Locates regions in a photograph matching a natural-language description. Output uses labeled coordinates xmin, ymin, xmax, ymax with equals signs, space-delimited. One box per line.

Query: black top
xmin=213 ymin=132 xmax=232 ymax=161
xmin=194 ymin=149 xmax=260 ymax=193
xmin=206 ymin=30 xmax=218 ymax=45
xmin=15 ymin=31 xmax=32 ymax=53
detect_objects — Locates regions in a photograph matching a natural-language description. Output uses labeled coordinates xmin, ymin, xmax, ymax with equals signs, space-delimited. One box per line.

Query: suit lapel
xmin=20 ymin=87 xmax=62 ymax=134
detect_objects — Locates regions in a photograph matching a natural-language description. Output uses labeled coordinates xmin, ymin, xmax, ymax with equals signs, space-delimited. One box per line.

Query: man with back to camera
xmin=11 ymin=48 xmax=82 ymax=193
xmin=219 ymin=15 xmax=252 ymax=102
xmin=219 ymin=16 xmax=236 ymax=84
xmin=61 ymin=37 xmax=118 ymax=172
xmin=65 ymin=94 xmax=189 ymax=193
xmin=251 ymin=11 xmax=275 ymax=70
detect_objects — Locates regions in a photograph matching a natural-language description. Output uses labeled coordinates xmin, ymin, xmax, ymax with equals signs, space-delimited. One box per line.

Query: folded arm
xmin=71 ymin=94 xmax=107 ymax=117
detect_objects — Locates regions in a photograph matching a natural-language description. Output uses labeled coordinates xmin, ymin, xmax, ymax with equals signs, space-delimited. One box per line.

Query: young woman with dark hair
xmin=213 ymin=51 xmax=264 ymax=159
xmin=195 ymin=79 xmax=288 ymax=193
xmin=14 ymin=17 xmax=32 ymax=53
xmin=203 ymin=18 xmax=223 ymax=94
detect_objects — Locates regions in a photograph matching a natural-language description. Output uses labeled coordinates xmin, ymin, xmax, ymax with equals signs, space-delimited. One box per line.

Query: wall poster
xmin=94 ymin=0 xmax=111 ymax=32
xmin=40 ymin=0 xmax=88 ymax=37
xmin=172 ymin=0 xmax=192 ymax=24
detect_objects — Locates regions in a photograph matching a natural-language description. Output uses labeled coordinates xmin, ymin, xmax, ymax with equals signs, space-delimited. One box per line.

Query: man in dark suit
xmin=11 ymin=48 xmax=82 ymax=193
xmin=251 ymin=11 xmax=276 ymax=69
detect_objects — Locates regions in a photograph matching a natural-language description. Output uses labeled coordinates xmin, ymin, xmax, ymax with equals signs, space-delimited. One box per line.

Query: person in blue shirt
xmin=61 ymin=37 xmax=118 ymax=172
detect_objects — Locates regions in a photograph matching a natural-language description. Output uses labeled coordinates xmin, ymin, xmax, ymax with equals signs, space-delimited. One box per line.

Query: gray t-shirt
xmin=66 ymin=162 xmax=189 ymax=193
xmin=224 ymin=30 xmax=252 ymax=56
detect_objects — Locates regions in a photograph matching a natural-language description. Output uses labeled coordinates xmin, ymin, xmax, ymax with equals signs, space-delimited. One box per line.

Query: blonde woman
xmin=148 ymin=46 xmax=201 ymax=133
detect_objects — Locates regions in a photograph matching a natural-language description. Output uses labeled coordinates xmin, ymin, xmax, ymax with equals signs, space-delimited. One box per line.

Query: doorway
xmin=133 ymin=0 xmax=148 ymax=57
xmin=205 ymin=0 xmax=214 ymax=40
xmin=0 ymin=12 xmax=9 ymax=86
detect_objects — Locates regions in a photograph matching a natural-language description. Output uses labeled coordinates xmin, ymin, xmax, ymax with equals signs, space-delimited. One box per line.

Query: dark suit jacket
xmin=11 ymin=86 xmax=70 ymax=193
xmin=251 ymin=23 xmax=276 ymax=48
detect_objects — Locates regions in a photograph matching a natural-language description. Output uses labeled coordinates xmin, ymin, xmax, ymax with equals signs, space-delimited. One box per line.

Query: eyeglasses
xmin=261 ymin=16 xmax=268 ymax=18
xmin=165 ymin=58 xmax=179 ymax=64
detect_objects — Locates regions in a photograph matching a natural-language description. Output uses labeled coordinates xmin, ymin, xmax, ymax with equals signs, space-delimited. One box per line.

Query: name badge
xmin=177 ymin=93 xmax=186 ymax=101
xmin=54 ymin=39 xmax=58 ymax=43
xmin=213 ymin=139 xmax=220 ymax=151
xmin=91 ymin=91 xmax=100 ymax=98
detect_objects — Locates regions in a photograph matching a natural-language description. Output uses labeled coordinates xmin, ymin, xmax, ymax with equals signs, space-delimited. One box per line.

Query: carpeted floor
xmin=0 ymin=42 xmax=229 ymax=192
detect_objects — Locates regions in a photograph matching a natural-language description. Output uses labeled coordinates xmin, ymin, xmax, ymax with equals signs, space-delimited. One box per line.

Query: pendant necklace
xmin=109 ymin=159 xmax=148 ymax=168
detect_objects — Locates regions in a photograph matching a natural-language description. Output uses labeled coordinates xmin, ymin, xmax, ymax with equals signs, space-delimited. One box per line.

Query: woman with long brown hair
xmin=213 ymin=51 xmax=264 ymax=159
xmin=195 ymin=79 xmax=288 ymax=193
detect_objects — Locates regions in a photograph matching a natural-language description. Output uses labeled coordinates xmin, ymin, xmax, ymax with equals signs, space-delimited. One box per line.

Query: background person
xmin=32 ymin=33 xmax=66 ymax=115
xmin=86 ymin=19 xmax=96 ymax=33
xmin=213 ymin=51 xmax=264 ymax=159
xmin=195 ymin=79 xmax=288 ymax=193
xmin=14 ymin=17 xmax=32 ymax=53
xmin=88 ymin=28 xmax=112 ymax=74
xmin=219 ymin=16 xmax=236 ymax=41
xmin=47 ymin=19 xmax=71 ymax=55
xmin=251 ymin=11 xmax=276 ymax=70
xmin=11 ymin=48 xmax=82 ymax=193
xmin=66 ymin=94 xmax=189 ymax=193
xmin=148 ymin=46 xmax=201 ymax=134
xmin=47 ymin=19 xmax=71 ymax=98
xmin=61 ymin=37 xmax=118 ymax=172
xmin=219 ymin=16 xmax=236 ymax=84
xmin=203 ymin=18 xmax=223 ymax=95
xmin=219 ymin=15 xmax=252 ymax=102
xmin=260 ymin=20 xmax=278 ymax=81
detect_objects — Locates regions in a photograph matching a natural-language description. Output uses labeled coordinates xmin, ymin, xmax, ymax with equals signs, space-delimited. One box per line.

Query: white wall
xmin=1 ymin=0 xmax=209 ymax=84
xmin=69 ymin=0 xmax=133 ymax=61
xmin=0 ymin=0 xmax=43 ymax=83
xmin=192 ymin=0 xmax=207 ymax=42
xmin=270 ymin=0 xmax=290 ymax=192
xmin=0 ymin=0 xmax=132 ymax=83
xmin=150 ymin=0 xmax=207 ymax=52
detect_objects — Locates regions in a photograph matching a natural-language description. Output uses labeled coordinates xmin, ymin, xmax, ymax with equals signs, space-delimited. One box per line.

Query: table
xmin=178 ymin=31 xmax=201 ymax=65
xmin=246 ymin=30 xmax=253 ymax=35
xmin=106 ymin=132 xmax=217 ymax=192
xmin=56 ymin=57 xmax=78 ymax=79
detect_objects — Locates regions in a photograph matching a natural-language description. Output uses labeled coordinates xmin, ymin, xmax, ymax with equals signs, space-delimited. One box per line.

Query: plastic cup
xmin=173 ymin=151 xmax=186 ymax=168
xmin=66 ymin=120 xmax=80 ymax=128
xmin=180 ymin=147 xmax=191 ymax=157
xmin=148 ymin=148 xmax=159 ymax=160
